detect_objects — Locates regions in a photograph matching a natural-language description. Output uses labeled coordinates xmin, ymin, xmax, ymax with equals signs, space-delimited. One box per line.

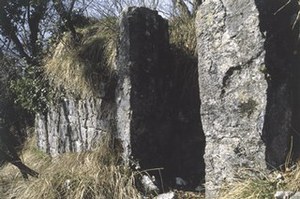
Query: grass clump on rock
xmin=44 ymin=18 xmax=118 ymax=98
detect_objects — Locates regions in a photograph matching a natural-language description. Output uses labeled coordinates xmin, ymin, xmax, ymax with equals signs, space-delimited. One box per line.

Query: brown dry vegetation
xmin=218 ymin=164 xmax=300 ymax=199
xmin=169 ymin=16 xmax=197 ymax=55
xmin=0 ymin=135 xmax=141 ymax=199
xmin=44 ymin=18 xmax=118 ymax=98
xmin=0 ymin=135 xmax=206 ymax=199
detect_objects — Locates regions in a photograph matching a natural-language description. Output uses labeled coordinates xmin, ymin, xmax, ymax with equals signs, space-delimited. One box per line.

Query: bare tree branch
xmin=52 ymin=0 xmax=78 ymax=41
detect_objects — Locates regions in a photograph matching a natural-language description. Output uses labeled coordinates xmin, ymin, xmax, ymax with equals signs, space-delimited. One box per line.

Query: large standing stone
xmin=196 ymin=0 xmax=267 ymax=197
xmin=115 ymin=6 xmax=173 ymax=170
xmin=116 ymin=7 xmax=205 ymax=187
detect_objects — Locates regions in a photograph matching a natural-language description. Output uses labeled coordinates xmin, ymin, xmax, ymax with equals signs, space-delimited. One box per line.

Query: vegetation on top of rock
xmin=44 ymin=17 xmax=118 ymax=98
xmin=0 ymin=0 xmax=200 ymax=126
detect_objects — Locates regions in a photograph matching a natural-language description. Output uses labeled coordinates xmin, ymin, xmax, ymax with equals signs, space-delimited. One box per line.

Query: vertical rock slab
xmin=116 ymin=7 xmax=173 ymax=172
xmin=116 ymin=7 xmax=205 ymax=188
xmin=196 ymin=0 xmax=267 ymax=197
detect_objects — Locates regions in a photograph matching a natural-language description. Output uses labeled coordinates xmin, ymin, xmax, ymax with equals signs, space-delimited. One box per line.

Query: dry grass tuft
xmin=280 ymin=162 xmax=300 ymax=192
xmin=44 ymin=18 xmax=118 ymax=98
xmin=219 ymin=176 xmax=276 ymax=199
xmin=0 ymin=135 xmax=141 ymax=199
xmin=169 ymin=16 xmax=197 ymax=56
xmin=218 ymin=163 xmax=300 ymax=199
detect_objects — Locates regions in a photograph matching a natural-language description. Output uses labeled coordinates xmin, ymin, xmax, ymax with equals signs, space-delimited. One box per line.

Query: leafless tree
xmin=85 ymin=0 xmax=201 ymax=19
xmin=0 ymin=127 xmax=39 ymax=179
xmin=52 ymin=0 xmax=79 ymax=41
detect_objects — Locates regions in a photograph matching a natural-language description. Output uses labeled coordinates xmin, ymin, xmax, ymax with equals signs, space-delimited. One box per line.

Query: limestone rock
xmin=116 ymin=7 xmax=204 ymax=187
xmin=140 ymin=175 xmax=159 ymax=193
xmin=35 ymin=97 xmax=115 ymax=156
xmin=154 ymin=192 xmax=175 ymax=199
xmin=290 ymin=192 xmax=300 ymax=199
xmin=274 ymin=191 xmax=294 ymax=199
xmin=196 ymin=0 xmax=267 ymax=197
xmin=116 ymin=6 xmax=172 ymax=164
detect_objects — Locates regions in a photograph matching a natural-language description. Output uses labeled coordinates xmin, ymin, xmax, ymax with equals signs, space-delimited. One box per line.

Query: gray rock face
xmin=290 ymin=192 xmax=300 ymax=199
xmin=274 ymin=191 xmax=294 ymax=199
xmin=196 ymin=0 xmax=267 ymax=197
xmin=35 ymin=97 xmax=115 ymax=156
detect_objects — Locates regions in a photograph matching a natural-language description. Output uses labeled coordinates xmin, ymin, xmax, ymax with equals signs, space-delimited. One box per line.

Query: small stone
xmin=195 ymin=185 xmax=204 ymax=192
xmin=175 ymin=177 xmax=187 ymax=186
xmin=141 ymin=175 xmax=159 ymax=192
xmin=154 ymin=192 xmax=175 ymax=199
xmin=274 ymin=191 xmax=294 ymax=199
xmin=64 ymin=179 xmax=71 ymax=190
xmin=290 ymin=192 xmax=300 ymax=199
xmin=276 ymin=173 xmax=284 ymax=181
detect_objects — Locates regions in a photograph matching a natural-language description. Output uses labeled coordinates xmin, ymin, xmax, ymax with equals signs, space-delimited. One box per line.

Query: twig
xmin=274 ymin=0 xmax=291 ymax=15
xmin=285 ymin=136 xmax=293 ymax=169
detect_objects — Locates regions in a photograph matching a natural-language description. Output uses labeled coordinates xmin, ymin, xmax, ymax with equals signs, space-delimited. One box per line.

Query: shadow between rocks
xmin=255 ymin=0 xmax=300 ymax=169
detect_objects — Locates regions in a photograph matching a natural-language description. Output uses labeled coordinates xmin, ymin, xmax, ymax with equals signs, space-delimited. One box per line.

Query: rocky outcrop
xmin=35 ymin=2 xmax=300 ymax=196
xmin=36 ymin=7 xmax=204 ymax=189
xmin=196 ymin=0 xmax=267 ymax=197
xmin=36 ymin=97 xmax=115 ymax=155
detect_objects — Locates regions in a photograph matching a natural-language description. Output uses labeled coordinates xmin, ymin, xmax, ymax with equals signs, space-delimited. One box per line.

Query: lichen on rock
xmin=196 ymin=0 xmax=268 ymax=197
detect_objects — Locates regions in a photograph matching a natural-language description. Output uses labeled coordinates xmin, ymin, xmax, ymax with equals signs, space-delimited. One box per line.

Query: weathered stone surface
xmin=154 ymin=192 xmax=175 ymax=199
xmin=116 ymin=6 xmax=174 ymax=175
xmin=290 ymin=192 xmax=300 ymax=199
xmin=116 ymin=7 xmax=204 ymax=187
xmin=196 ymin=0 xmax=267 ymax=197
xmin=274 ymin=191 xmax=294 ymax=199
xmin=35 ymin=97 xmax=115 ymax=156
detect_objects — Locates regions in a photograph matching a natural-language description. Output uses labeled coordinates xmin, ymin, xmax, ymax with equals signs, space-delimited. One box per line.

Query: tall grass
xmin=0 ymin=136 xmax=141 ymax=199
xmin=44 ymin=17 xmax=118 ymax=98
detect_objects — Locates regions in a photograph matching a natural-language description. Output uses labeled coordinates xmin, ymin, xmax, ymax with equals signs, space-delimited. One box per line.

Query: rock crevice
xmin=255 ymin=0 xmax=300 ymax=169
